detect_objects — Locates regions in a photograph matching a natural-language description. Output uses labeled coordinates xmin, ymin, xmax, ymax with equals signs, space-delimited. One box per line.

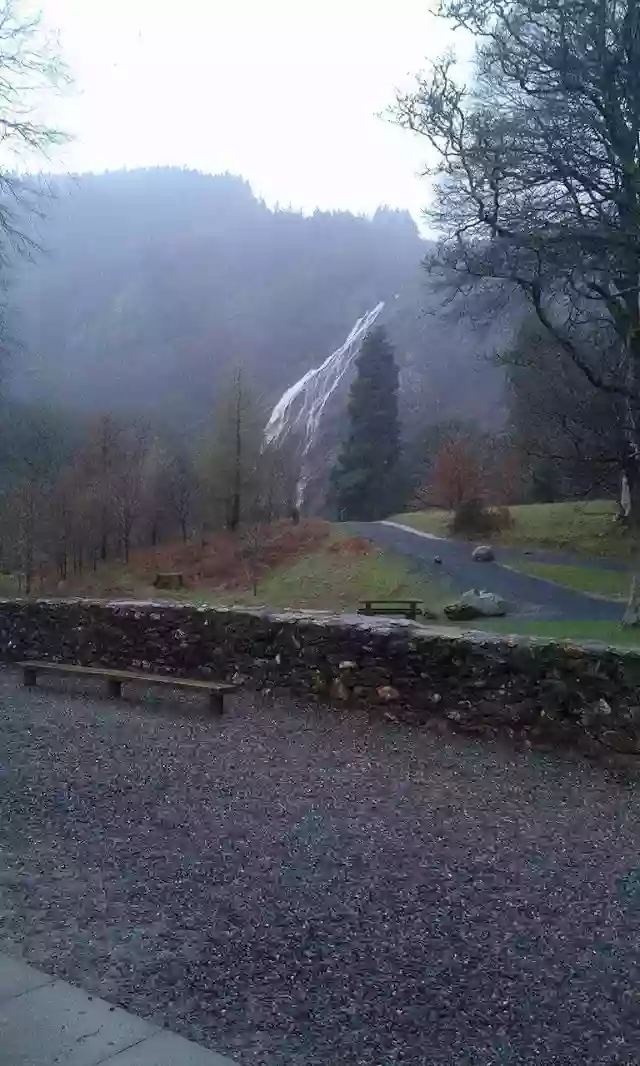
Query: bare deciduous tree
xmin=113 ymin=424 xmax=149 ymax=565
xmin=430 ymin=437 xmax=485 ymax=510
xmin=393 ymin=0 xmax=640 ymax=621
xmin=165 ymin=447 xmax=194 ymax=544
xmin=0 ymin=0 xmax=69 ymax=260
xmin=501 ymin=318 xmax=627 ymax=500
xmin=239 ymin=520 xmax=265 ymax=597
xmin=204 ymin=370 xmax=262 ymax=534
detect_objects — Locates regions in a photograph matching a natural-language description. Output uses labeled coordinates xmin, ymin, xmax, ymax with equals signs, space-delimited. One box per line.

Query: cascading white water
xmin=264 ymin=302 xmax=385 ymax=505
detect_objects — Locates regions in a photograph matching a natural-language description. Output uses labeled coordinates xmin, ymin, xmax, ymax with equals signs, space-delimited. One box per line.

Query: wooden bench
xmin=358 ymin=599 xmax=422 ymax=620
xmin=18 ymin=662 xmax=237 ymax=715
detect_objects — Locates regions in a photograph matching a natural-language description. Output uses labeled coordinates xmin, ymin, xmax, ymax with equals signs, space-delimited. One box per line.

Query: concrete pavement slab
xmin=0 ymin=953 xmax=239 ymax=1066
xmin=0 ymin=971 xmax=156 ymax=1065
xmin=106 ymin=1031 xmax=237 ymax=1065
xmin=0 ymin=956 xmax=54 ymax=1002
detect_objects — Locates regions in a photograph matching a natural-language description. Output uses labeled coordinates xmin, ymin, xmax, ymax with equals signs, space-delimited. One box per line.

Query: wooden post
xmin=23 ymin=666 xmax=37 ymax=687
xmin=209 ymin=691 xmax=224 ymax=716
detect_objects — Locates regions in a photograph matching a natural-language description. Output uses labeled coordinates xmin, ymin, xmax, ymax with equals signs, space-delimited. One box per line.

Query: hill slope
xmin=5 ymin=168 xmax=505 ymax=430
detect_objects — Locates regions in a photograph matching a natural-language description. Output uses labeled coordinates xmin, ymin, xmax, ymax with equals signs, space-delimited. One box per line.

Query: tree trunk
xmin=622 ymin=462 xmax=640 ymax=625
xmin=23 ymin=490 xmax=34 ymax=597
xmin=228 ymin=493 xmax=240 ymax=533
xmin=622 ymin=335 xmax=640 ymax=626
xmin=228 ymin=370 xmax=242 ymax=533
xmin=24 ymin=551 xmax=32 ymax=596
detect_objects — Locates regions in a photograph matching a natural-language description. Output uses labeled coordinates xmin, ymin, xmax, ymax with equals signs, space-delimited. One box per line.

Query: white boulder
xmin=460 ymin=589 xmax=507 ymax=616
xmin=444 ymin=589 xmax=508 ymax=620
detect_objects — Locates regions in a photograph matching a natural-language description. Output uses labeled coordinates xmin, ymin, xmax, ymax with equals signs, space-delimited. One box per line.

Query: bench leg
xmin=23 ymin=667 xmax=37 ymax=687
xmin=209 ymin=692 xmax=224 ymax=716
xmin=107 ymin=679 xmax=122 ymax=699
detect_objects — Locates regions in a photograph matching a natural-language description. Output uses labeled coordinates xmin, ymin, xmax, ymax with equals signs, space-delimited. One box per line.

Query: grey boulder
xmin=472 ymin=544 xmax=495 ymax=562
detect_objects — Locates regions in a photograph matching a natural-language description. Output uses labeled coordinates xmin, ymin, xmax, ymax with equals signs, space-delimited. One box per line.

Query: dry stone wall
xmin=1 ymin=598 xmax=639 ymax=754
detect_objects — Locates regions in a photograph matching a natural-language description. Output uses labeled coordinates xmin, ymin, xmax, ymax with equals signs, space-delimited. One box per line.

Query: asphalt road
xmin=1 ymin=672 xmax=639 ymax=1065
xmin=355 ymin=520 xmax=625 ymax=621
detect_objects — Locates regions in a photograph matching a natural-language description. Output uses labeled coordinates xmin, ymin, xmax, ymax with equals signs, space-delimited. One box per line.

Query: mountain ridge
xmin=4 ymin=167 xmax=504 ymax=431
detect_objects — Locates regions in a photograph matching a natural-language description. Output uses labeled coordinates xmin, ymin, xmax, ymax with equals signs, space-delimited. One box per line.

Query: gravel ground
xmin=1 ymin=670 xmax=639 ymax=1066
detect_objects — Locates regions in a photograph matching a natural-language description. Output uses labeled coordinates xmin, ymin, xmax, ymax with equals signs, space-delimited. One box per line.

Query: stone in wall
xmin=0 ymin=599 xmax=639 ymax=756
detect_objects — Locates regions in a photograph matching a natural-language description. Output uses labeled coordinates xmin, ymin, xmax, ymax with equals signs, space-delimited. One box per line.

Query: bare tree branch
xmin=392 ymin=0 xmax=640 ymax=541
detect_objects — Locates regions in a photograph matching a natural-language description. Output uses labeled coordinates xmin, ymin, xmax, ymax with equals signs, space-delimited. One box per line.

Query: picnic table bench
xmin=18 ymin=661 xmax=237 ymax=715
xmin=358 ymin=599 xmax=423 ymax=620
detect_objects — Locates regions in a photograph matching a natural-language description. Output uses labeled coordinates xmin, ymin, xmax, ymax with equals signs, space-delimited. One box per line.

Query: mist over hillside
xmin=4 ymin=167 xmax=504 ymax=431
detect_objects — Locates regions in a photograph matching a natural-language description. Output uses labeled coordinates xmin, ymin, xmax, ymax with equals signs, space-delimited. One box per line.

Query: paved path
xmin=355 ymin=520 xmax=625 ymax=621
xmin=1 ymin=672 xmax=639 ymax=1065
xmin=0 ymin=953 xmax=235 ymax=1065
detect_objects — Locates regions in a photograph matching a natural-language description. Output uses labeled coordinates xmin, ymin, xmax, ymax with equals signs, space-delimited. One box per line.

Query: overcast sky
xmin=39 ymin=0 xmax=462 ymax=221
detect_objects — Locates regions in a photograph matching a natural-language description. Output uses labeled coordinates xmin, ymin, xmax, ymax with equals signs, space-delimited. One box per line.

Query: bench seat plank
xmin=359 ymin=599 xmax=422 ymax=619
xmin=17 ymin=662 xmax=236 ymax=714
xmin=18 ymin=662 xmax=234 ymax=692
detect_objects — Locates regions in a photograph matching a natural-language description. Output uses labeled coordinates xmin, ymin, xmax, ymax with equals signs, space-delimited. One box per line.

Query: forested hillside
xmin=4 ymin=167 xmax=504 ymax=429
xmin=0 ymin=167 xmax=519 ymax=588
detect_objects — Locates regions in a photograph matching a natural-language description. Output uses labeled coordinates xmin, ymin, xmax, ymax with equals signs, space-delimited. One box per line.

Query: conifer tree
xmin=331 ymin=326 xmax=402 ymax=520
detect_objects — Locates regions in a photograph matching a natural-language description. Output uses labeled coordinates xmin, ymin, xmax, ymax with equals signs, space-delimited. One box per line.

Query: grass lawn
xmin=184 ymin=539 xmax=451 ymax=615
xmin=392 ymin=509 xmax=450 ymax=537
xmin=508 ymin=560 xmax=630 ymax=600
xmin=476 ymin=616 xmax=640 ymax=648
xmin=11 ymin=523 xmax=451 ymax=618
xmin=394 ymin=500 xmax=631 ymax=559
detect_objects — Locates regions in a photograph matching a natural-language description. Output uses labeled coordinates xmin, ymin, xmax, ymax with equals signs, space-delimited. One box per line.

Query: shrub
xmin=449 ymin=499 xmax=513 ymax=536
xmin=430 ymin=439 xmax=484 ymax=510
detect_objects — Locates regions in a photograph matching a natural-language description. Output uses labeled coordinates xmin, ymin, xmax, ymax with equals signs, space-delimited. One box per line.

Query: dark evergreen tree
xmin=330 ymin=326 xmax=402 ymax=520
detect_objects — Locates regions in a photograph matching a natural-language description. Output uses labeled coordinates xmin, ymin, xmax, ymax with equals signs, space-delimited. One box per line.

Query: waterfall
xmin=264 ymin=302 xmax=385 ymax=505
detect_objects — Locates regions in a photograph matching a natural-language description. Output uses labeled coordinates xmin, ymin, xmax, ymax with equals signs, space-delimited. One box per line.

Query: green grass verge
xmin=392 ymin=509 xmax=450 ymax=537
xmin=184 ymin=542 xmax=451 ymax=615
xmin=508 ymin=560 xmax=629 ymax=600
xmin=502 ymin=501 xmax=623 ymax=555
xmin=476 ymin=617 xmax=640 ymax=648
xmin=394 ymin=500 xmax=630 ymax=559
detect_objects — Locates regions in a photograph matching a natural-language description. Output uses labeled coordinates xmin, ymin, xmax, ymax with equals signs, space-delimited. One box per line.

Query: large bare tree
xmin=0 ymin=0 xmax=67 ymax=259
xmin=393 ymin=0 xmax=640 ymax=621
xmin=502 ymin=318 xmax=628 ymax=499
